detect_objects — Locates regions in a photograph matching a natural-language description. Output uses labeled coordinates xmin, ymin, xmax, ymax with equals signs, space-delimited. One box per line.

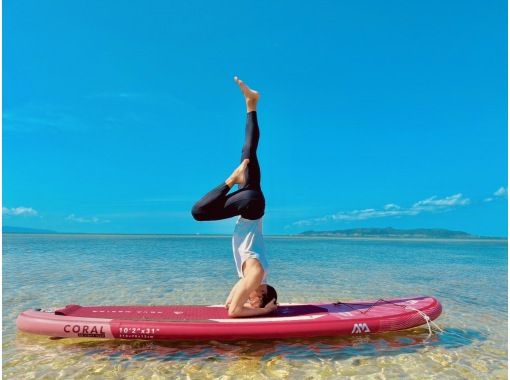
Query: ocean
xmin=2 ymin=234 xmax=508 ymax=379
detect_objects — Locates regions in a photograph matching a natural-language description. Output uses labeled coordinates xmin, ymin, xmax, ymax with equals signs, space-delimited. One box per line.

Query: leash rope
xmin=333 ymin=298 xmax=443 ymax=340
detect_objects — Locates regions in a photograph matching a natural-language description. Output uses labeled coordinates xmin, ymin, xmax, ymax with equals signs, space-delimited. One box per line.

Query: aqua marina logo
xmin=351 ymin=323 xmax=370 ymax=334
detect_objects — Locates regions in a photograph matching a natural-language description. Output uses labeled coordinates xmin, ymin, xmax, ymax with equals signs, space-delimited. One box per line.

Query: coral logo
xmin=351 ymin=323 xmax=370 ymax=334
xmin=63 ymin=324 xmax=105 ymax=337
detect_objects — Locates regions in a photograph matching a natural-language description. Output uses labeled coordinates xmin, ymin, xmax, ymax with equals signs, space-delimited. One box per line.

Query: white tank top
xmin=232 ymin=216 xmax=268 ymax=284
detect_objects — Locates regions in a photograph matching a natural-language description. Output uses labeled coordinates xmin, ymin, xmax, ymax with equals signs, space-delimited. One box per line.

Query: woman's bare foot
xmin=234 ymin=76 xmax=260 ymax=112
xmin=225 ymin=159 xmax=249 ymax=188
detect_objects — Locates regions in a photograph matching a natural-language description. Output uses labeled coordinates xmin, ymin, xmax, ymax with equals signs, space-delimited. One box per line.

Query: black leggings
xmin=191 ymin=111 xmax=265 ymax=221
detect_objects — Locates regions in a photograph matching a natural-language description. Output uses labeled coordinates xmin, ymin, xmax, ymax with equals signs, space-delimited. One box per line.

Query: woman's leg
xmin=239 ymin=111 xmax=262 ymax=191
xmin=235 ymin=77 xmax=265 ymax=218
xmin=191 ymin=185 xmax=264 ymax=221
xmin=191 ymin=77 xmax=265 ymax=221
xmin=191 ymin=159 xmax=249 ymax=221
xmin=191 ymin=182 xmax=232 ymax=221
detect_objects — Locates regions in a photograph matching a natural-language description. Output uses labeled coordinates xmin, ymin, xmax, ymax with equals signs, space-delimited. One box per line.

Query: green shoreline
xmin=4 ymin=226 xmax=507 ymax=240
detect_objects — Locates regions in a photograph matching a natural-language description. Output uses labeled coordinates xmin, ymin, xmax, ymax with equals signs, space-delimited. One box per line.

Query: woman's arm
xmin=225 ymin=279 xmax=243 ymax=308
xmin=227 ymin=264 xmax=277 ymax=318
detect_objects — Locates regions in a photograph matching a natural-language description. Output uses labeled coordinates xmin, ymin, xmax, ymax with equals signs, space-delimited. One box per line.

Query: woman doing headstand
xmin=191 ymin=77 xmax=278 ymax=318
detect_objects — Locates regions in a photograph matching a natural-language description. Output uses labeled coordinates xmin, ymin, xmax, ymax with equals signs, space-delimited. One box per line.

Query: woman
xmin=191 ymin=77 xmax=278 ymax=318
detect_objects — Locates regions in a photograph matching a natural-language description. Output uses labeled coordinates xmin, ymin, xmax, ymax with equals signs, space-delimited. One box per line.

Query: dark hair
xmin=261 ymin=285 xmax=278 ymax=308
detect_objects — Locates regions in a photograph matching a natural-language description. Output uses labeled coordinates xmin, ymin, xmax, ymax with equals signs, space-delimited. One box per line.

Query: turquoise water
xmin=3 ymin=234 xmax=508 ymax=379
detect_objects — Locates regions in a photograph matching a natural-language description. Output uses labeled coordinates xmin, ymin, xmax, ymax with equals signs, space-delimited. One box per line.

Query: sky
xmin=3 ymin=0 xmax=508 ymax=236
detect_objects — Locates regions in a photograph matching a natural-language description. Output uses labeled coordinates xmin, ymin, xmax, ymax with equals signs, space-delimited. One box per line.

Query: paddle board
xmin=16 ymin=296 xmax=442 ymax=341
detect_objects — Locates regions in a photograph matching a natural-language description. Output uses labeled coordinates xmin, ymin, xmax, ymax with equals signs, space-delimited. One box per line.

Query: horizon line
xmin=2 ymin=231 xmax=507 ymax=240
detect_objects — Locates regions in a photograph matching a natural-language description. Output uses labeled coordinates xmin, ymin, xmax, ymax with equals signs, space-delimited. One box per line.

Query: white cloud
xmin=292 ymin=193 xmax=471 ymax=227
xmin=494 ymin=187 xmax=507 ymax=197
xmin=2 ymin=207 xmax=38 ymax=216
xmin=86 ymin=92 xmax=145 ymax=100
xmin=3 ymin=104 xmax=85 ymax=133
xmin=483 ymin=187 xmax=507 ymax=202
xmin=66 ymin=214 xmax=110 ymax=224
xmin=384 ymin=203 xmax=401 ymax=210
xmin=412 ymin=193 xmax=470 ymax=209
xmin=140 ymin=197 xmax=192 ymax=203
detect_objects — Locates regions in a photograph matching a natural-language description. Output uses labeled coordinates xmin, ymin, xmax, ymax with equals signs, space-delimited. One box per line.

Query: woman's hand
xmin=263 ymin=299 xmax=278 ymax=314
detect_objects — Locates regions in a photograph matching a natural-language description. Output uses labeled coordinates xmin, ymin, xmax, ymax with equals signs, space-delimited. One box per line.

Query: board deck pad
xmin=54 ymin=304 xmax=330 ymax=321
xmin=17 ymin=296 xmax=442 ymax=341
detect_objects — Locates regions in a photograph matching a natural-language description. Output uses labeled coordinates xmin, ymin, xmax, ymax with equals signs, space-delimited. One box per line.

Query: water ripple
xmin=3 ymin=234 xmax=507 ymax=379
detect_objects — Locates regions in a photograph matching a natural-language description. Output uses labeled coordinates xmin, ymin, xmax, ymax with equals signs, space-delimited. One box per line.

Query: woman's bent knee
xmin=191 ymin=204 xmax=206 ymax=221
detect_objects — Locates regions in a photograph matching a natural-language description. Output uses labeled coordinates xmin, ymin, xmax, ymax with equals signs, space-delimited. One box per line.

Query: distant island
xmin=3 ymin=226 xmax=506 ymax=240
xmin=299 ymin=227 xmax=505 ymax=240
xmin=3 ymin=226 xmax=57 ymax=234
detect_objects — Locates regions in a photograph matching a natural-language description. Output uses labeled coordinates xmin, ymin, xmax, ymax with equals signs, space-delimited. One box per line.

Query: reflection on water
xmin=3 ymin=235 xmax=508 ymax=379
xmin=12 ymin=327 xmax=484 ymax=363
xmin=6 ymin=327 xmax=503 ymax=379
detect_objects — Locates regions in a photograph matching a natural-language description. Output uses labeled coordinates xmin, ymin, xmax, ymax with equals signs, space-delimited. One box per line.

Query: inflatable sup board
xmin=16 ymin=296 xmax=442 ymax=341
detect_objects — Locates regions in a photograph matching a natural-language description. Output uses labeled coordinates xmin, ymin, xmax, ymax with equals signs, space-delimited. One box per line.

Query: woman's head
xmin=248 ymin=284 xmax=278 ymax=308
xmin=261 ymin=285 xmax=277 ymax=307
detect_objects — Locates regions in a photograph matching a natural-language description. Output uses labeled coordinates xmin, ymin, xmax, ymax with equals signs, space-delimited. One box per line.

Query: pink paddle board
xmin=16 ymin=296 xmax=442 ymax=341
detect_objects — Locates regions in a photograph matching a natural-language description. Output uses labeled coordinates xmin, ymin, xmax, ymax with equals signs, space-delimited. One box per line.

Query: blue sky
xmin=4 ymin=1 xmax=508 ymax=236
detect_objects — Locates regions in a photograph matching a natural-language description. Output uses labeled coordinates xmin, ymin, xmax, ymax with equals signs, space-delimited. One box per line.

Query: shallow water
xmin=3 ymin=234 xmax=508 ymax=379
